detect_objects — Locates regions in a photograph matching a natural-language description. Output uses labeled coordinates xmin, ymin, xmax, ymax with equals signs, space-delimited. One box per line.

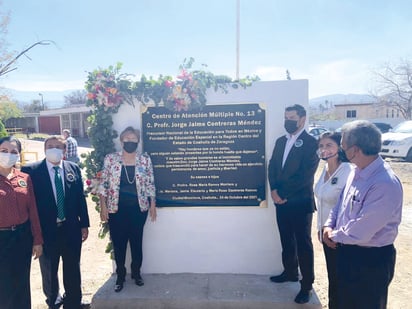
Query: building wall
xmin=39 ymin=116 xmax=60 ymax=135
xmin=335 ymin=103 xmax=404 ymax=121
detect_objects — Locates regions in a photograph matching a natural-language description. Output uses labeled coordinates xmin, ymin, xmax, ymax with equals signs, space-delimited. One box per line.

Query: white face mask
xmin=45 ymin=148 xmax=64 ymax=163
xmin=0 ymin=152 xmax=19 ymax=168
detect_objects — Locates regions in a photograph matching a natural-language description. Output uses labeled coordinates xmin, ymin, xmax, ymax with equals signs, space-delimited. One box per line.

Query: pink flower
xmin=177 ymin=69 xmax=191 ymax=80
xmin=86 ymin=179 xmax=92 ymax=186
xmin=87 ymin=93 xmax=96 ymax=100
xmin=164 ymin=80 xmax=174 ymax=87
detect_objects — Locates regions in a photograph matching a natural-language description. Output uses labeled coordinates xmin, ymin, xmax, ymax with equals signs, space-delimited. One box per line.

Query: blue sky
xmin=1 ymin=0 xmax=412 ymax=98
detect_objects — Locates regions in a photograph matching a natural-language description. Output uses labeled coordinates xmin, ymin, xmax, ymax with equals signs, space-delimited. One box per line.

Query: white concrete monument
xmin=112 ymin=79 xmax=309 ymax=275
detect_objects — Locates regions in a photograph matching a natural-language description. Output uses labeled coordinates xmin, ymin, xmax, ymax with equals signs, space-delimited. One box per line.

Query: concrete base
xmin=92 ymin=273 xmax=322 ymax=309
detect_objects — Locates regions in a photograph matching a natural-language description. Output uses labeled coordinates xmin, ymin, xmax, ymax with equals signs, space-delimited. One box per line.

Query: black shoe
xmin=80 ymin=302 xmax=91 ymax=309
xmin=53 ymin=294 xmax=64 ymax=308
xmin=114 ymin=282 xmax=124 ymax=292
xmin=114 ymin=276 xmax=125 ymax=292
xmin=294 ymin=289 xmax=312 ymax=304
xmin=134 ymin=274 xmax=144 ymax=286
xmin=269 ymin=272 xmax=299 ymax=283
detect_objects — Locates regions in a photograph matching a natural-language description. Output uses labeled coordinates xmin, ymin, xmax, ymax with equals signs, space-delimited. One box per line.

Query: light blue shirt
xmin=324 ymin=156 xmax=402 ymax=247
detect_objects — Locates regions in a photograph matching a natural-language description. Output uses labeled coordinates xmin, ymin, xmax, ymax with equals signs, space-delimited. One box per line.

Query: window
xmin=71 ymin=114 xmax=81 ymax=136
xmin=61 ymin=114 xmax=70 ymax=129
xmin=346 ymin=110 xmax=356 ymax=118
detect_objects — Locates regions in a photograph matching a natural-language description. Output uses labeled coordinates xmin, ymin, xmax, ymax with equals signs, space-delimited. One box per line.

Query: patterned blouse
xmin=100 ymin=152 xmax=156 ymax=213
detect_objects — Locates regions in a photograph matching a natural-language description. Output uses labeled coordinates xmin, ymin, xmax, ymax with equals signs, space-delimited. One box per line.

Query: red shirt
xmin=0 ymin=169 xmax=43 ymax=245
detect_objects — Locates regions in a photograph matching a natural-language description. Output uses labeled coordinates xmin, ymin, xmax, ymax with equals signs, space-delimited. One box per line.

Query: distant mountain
xmin=3 ymin=88 xmax=376 ymax=110
xmin=309 ymin=94 xmax=376 ymax=108
xmin=1 ymin=88 xmax=83 ymax=108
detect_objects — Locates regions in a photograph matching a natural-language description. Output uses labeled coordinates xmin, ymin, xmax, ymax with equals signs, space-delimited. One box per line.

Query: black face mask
xmin=338 ymin=149 xmax=350 ymax=162
xmin=123 ymin=142 xmax=138 ymax=153
xmin=284 ymin=119 xmax=299 ymax=134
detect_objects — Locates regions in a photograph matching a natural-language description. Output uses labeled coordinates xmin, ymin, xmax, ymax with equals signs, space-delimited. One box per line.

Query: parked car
xmin=380 ymin=120 xmax=412 ymax=162
xmin=308 ymin=125 xmax=328 ymax=140
xmin=373 ymin=122 xmax=392 ymax=133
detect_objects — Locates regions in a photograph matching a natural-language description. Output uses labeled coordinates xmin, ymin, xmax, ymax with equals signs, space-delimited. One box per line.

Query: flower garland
xmin=87 ymin=74 xmax=123 ymax=109
xmin=164 ymin=68 xmax=203 ymax=112
xmin=83 ymin=58 xmax=259 ymax=249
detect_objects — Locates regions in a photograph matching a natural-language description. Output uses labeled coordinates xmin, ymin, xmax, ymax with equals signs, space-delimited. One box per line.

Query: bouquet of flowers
xmin=87 ymin=72 xmax=123 ymax=110
xmin=164 ymin=69 xmax=204 ymax=112
xmin=85 ymin=171 xmax=103 ymax=196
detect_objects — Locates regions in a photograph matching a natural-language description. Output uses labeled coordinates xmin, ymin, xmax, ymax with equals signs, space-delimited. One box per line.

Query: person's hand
xmin=32 ymin=245 xmax=42 ymax=259
xmin=100 ymin=205 xmax=109 ymax=222
xmin=149 ymin=205 xmax=157 ymax=222
xmin=271 ymin=189 xmax=287 ymax=205
xmin=322 ymin=227 xmax=337 ymax=249
xmin=81 ymin=228 xmax=89 ymax=242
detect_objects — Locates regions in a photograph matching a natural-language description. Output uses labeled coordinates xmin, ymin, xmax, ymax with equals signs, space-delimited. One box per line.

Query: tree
xmin=0 ymin=100 xmax=22 ymax=122
xmin=0 ymin=1 xmax=12 ymax=67
xmin=23 ymin=99 xmax=45 ymax=113
xmin=1 ymin=1 xmax=54 ymax=78
xmin=0 ymin=40 xmax=54 ymax=78
xmin=286 ymin=70 xmax=291 ymax=80
xmin=0 ymin=119 xmax=7 ymax=138
xmin=64 ymin=90 xmax=87 ymax=107
xmin=372 ymin=59 xmax=412 ymax=120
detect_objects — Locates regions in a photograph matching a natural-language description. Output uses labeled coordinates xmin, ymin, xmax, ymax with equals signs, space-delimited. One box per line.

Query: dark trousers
xmin=0 ymin=221 xmax=33 ymax=309
xmin=109 ymin=205 xmax=148 ymax=280
xmin=39 ymin=224 xmax=82 ymax=309
xmin=336 ymin=244 xmax=396 ymax=309
xmin=323 ymin=242 xmax=338 ymax=309
xmin=276 ymin=208 xmax=314 ymax=291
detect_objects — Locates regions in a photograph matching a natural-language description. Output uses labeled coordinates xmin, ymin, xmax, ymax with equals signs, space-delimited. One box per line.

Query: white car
xmin=308 ymin=126 xmax=328 ymax=140
xmin=380 ymin=120 xmax=412 ymax=162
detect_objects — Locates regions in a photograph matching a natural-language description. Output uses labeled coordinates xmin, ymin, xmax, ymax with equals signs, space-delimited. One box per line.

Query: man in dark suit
xmin=268 ymin=104 xmax=319 ymax=304
xmin=22 ymin=136 xmax=90 ymax=309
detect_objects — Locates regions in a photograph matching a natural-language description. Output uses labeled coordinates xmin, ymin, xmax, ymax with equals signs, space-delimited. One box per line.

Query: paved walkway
xmin=93 ymin=274 xmax=321 ymax=309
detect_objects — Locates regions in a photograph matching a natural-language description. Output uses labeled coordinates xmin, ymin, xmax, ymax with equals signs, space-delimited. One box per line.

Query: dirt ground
xmin=28 ymin=146 xmax=411 ymax=308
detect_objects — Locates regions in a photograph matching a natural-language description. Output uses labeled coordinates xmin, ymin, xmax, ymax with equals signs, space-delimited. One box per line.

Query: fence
xmin=5 ymin=127 xmax=23 ymax=134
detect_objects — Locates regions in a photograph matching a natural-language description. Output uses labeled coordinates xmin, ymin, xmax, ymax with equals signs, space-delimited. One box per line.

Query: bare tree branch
xmin=372 ymin=59 xmax=412 ymax=120
xmin=0 ymin=40 xmax=55 ymax=77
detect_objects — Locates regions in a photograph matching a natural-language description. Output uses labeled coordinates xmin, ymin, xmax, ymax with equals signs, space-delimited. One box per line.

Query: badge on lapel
xmin=331 ymin=177 xmax=338 ymax=185
xmin=294 ymin=139 xmax=303 ymax=148
xmin=66 ymin=173 xmax=75 ymax=182
xmin=18 ymin=179 xmax=27 ymax=187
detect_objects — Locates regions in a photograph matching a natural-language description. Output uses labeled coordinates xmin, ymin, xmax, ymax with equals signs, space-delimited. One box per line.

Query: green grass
xmin=13 ymin=133 xmax=50 ymax=141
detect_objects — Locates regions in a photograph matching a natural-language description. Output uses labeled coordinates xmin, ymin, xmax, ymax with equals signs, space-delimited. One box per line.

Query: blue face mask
xmin=0 ymin=152 xmax=19 ymax=168
xmin=46 ymin=148 xmax=64 ymax=163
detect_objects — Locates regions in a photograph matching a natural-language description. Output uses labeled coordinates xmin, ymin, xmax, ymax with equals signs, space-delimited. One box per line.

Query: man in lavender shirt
xmin=323 ymin=120 xmax=402 ymax=309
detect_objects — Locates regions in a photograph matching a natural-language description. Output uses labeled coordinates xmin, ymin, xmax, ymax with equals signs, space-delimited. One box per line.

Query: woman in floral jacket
xmin=99 ymin=126 xmax=157 ymax=292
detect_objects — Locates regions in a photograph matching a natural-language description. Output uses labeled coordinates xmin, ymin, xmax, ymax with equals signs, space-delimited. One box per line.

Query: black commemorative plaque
xmin=142 ymin=104 xmax=266 ymax=206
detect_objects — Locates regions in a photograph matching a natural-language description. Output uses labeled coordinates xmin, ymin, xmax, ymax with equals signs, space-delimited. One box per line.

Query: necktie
xmin=53 ymin=166 xmax=65 ymax=220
